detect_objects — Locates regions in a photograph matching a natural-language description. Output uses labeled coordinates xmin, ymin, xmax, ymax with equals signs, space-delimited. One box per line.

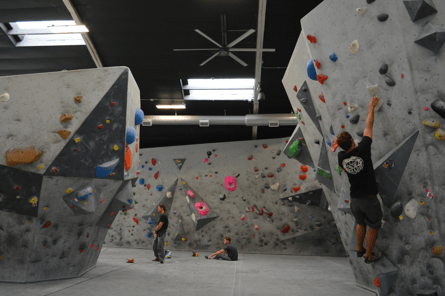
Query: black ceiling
xmin=0 ymin=0 xmax=323 ymax=148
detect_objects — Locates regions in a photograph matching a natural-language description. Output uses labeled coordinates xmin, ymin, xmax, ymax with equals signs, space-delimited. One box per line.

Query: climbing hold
xmin=133 ymin=217 xmax=139 ymax=225
xmin=146 ymin=184 xmax=150 ymax=190
xmin=329 ymin=52 xmax=338 ymax=62
xmin=301 ymin=165 xmax=308 ymax=173
xmin=423 ymin=119 xmax=440 ymax=128
xmin=97 ymin=124 xmax=103 ymax=130
xmin=435 ymin=129 xmax=445 ymax=141
xmin=248 ymin=155 xmax=253 ymax=160
xmin=126 ymin=126 xmax=137 ymax=144
xmin=219 ymin=194 xmax=226 ymax=201
xmin=281 ymin=224 xmax=290 ymax=233
xmin=374 ymin=277 xmax=380 ymax=287
xmin=431 ymin=98 xmax=445 ymax=119
xmin=267 ymin=173 xmax=274 ymax=178
xmin=300 ymin=98 xmax=308 ymax=105
xmin=424 ymin=107 xmax=429 ymax=111
xmin=195 ymin=201 xmax=209 ymax=215
xmin=366 ymin=83 xmax=379 ymax=95
xmin=425 ymin=188 xmax=435 ymax=198
xmin=348 ymin=104 xmax=358 ymax=113
xmin=390 ymin=202 xmax=403 ymax=218
xmin=125 ymin=146 xmax=132 ymax=171
xmin=317 ymin=74 xmax=328 ymax=84
xmin=325 ymin=135 xmax=332 ymax=147
xmin=377 ymin=13 xmax=389 ymax=22
xmin=52 ymin=167 xmax=59 ymax=173
xmin=276 ymin=150 xmax=281 ymax=156
xmin=60 ymin=113 xmax=73 ymax=122
xmin=293 ymin=186 xmax=301 ymax=193
xmin=96 ymin=158 xmax=119 ymax=178
xmin=43 ymin=221 xmax=51 ymax=228
xmin=384 ymin=75 xmax=396 ymax=86
xmin=154 ymin=171 xmax=159 ymax=179
xmin=114 ymin=145 xmax=119 ymax=151
xmin=306 ymin=34 xmax=316 ymax=43
xmin=330 ymin=125 xmax=335 ymax=135
xmin=379 ymin=63 xmax=389 ymax=75
xmin=224 ymin=176 xmax=237 ymax=192
xmin=307 ymin=59 xmax=318 ymax=81
xmin=299 ymin=174 xmax=307 ymax=180
xmin=349 ymin=40 xmax=359 ymax=54
xmin=318 ymin=93 xmax=326 ymax=103
xmin=271 ymin=182 xmax=280 ymax=191
xmin=74 ymin=95 xmax=83 ymax=103
xmin=156 ymin=185 xmax=163 ymax=192
xmin=111 ymin=102 xmax=116 ymax=106
xmin=357 ymin=7 xmax=367 ymax=15
xmin=74 ymin=137 xmax=80 ymax=144
xmin=262 ymin=144 xmax=268 ymax=149
xmin=432 ymin=243 xmax=443 ymax=256
xmin=5 ymin=146 xmax=44 ymax=166
xmin=203 ymin=158 xmax=209 ymax=163
xmin=135 ymin=108 xmax=144 ymax=125
xmin=293 ymin=85 xmax=298 ymax=92
xmin=57 ymin=130 xmax=71 ymax=139
xmin=0 ymin=93 xmax=10 ymax=102
xmin=404 ymin=0 xmax=438 ymax=22
xmin=404 ymin=199 xmax=419 ymax=218
xmin=254 ymin=225 xmax=259 ymax=231
xmin=313 ymin=59 xmax=321 ymax=69
xmin=349 ymin=114 xmax=360 ymax=124
xmin=187 ymin=190 xmax=195 ymax=198
xmin=254 ymin=167 xmax=259 ymax=172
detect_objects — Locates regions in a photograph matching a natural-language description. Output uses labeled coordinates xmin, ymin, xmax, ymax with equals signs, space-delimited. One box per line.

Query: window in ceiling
xmin=182 ymin=78 xmax=255 ymax=101
xmin=4 ymin=21 xmax=87 ymax=47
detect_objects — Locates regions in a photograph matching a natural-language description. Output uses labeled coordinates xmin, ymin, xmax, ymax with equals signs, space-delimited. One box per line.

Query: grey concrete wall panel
xmin=0 ymin=164 xmax=43 ymax=217
xmin=280 ymin=188 xmax=324 ymax=207
xmin=414 ymin=22 xmax=445 ymax=54
xmin=173 ymin=159 xmax=186 ymax=171
xmin=374 ymin=256 xmax=399 ymax=296
xmin=0 ymin=68 xmax=124 ymax=173
xmin=44 ymin=71 xmax=129 ymax=180
xmin=142 ymin=178 xmax=178 ymax=222
xmin=316 ymin=140 xmax=336 ymax=193
xmin=283 ymin=125 xmax=316 ymax=168
xmin=291 ymin=0 xmax=445 ymax=294
xmin=373 ymin=130 xmax=419 ymax=208
xmin=338 ymin=172 xmax=352 ymax=215
xmin=173 ymin=215 xmax=186 ymax=242
xmin=95 ymin=181 xmax=132 ymax=229
xmin=105 ymin=138 xmax=345 ymax=257
xmin=296 ymin=81 xmax=323 ymax=136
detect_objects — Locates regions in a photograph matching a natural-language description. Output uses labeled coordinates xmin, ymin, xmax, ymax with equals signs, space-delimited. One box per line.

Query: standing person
xmin=205 ymin=237 xmax=238 ymax=261
xmin=337 ymin=96 xmax=383 ymax=264
xmin=153 ymin=204 xmax=168 ymax=264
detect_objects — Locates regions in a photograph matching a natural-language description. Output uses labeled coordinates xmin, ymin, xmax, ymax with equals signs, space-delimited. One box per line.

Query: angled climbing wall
xmin=105 ymin=138 xmax=346 ymax=256
xmin=283 ymin=1 xmax=445 ymax=295
xmin=0 ymin=67 xmax=141 ymax=282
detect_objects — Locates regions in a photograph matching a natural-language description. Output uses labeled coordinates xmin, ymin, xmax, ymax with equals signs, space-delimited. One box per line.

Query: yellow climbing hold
xmin=153 ymin=213 xmax=156 ymax=216
xmin=74 ymin=137 xmax=80 ymax=143
xmin=94 ymin=190 xmax=96 ymax=193
xmin=38 ymin=164 xmax=43 ymax=170
xmin=182 ymin=181 xmax=186 ymax=185
xmin=114 ymin=145 xmax=119 ymax=151
xmin=419 ymin=201 xmax=425 ymax=205
xmin=435 ymin=129 xmax=445 ymax=141
xmin=165 ymin=242 xmax=169 ymax=246
xmin=182 ymin=238 xmax=185 ymax=241
xmin=175 ymin=233 xmax=178 ymax=236
xmin=66 ymin=188 xmax=73 ymax=194
xmin=29 ymin=196 xmax=38 ymax=204
xmin=44 ymin=207 xmax=48 ymax=210
xmin=106 ymin=120 xmax=110 ymax=124
xmin=84 ymin=201 xmax=87 ymax=205
xmin=423 ymin=119 xmax=440 ymax=129
xmin=430 ymin=231 xmax=435 ymax=235
xmin=399 ymin=215 xmax=403 ymax=220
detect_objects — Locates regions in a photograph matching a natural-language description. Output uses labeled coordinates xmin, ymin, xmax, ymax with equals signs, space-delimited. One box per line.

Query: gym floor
xmin=0 ymin=248 xmax=376 ymax=296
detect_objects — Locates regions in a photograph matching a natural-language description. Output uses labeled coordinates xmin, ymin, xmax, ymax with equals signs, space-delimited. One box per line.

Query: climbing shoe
xmin=205 ymin=256 xmax=209 ymax=259
xmin=160 ymin=261 xmax=164 ymax=264
xmin=365 ymin=252 xmax=382 ymax=264
xmin=356 ymin=248 xmax=366 ymax=258
xmin=153 ymin=258 xmax=160 ymax=261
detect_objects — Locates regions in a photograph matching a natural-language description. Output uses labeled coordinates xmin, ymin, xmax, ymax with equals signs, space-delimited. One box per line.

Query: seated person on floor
xmin=205 ymin=237 xmax=238 ymax=261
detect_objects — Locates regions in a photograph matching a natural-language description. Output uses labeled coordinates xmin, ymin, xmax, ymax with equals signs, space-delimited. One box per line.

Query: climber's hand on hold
xmin=370 ymin=96 xmax=379 ymax=109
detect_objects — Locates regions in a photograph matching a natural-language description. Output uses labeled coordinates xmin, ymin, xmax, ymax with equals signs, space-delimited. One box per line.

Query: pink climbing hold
xmin=425 ymin=188 xmax=435 ymax=198
xmin=187 ymin=190 xmax=195 ymax=198
xmin=254 ymin=225 xmax=259 ymax=231
xmin=204 ymin=158 xmax=209 ymax=163
xmin=195 ymin=202 xmax=209 ymax=216
xmin=224 ymin=176 xmax=237 ymax=192
xmin=241 ymin=215 xmax=246 ymax=221
xmin=401 ymin=74 xmax=404 ymax=79
xmin=90 ymin=243 xmax=94 ymax=249
xmin=424 ymin=107 xmax=430 ymax=111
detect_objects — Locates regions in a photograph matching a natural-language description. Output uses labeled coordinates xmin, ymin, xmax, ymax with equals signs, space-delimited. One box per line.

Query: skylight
xmin=182 ymin=78 xmax=255 ymax=101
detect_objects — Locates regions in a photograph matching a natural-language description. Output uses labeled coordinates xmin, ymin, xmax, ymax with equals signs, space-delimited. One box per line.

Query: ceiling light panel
xmin=184 ymin=89 xmax=254 ymax=101
xmin=183 ymin=78 xmax=255 ymax=90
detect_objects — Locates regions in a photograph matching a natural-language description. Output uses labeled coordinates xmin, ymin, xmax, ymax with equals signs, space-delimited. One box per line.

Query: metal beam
xmin=252 ymin=0 xmax=267 ymax=139
xmin=62 ymin=0 xmax=103 ymax=68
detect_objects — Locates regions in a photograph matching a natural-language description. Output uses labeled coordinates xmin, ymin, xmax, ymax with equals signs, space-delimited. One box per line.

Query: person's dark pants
xmin=213 ymin=254 xmax=231 ymax=261
xmin=350 ymin=195 xmax=383 ymax=230
xmin=153 ymin=233 xmax=166 ymax=262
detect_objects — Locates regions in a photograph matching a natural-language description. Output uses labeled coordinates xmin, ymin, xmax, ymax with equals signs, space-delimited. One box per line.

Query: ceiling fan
xmin=173 ymin=15 xmax=275 ymax=67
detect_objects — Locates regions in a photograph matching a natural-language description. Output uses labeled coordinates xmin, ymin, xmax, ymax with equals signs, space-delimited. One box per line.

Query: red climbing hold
xmin=43 ymin=221 xmax=51 ymax=228
xmin=196 ymin=176 xmax=198 ymax=180
xmin=80 ymin=250 xmax=84 ymax=254
xmin=319 ymin=93 xmax=326 ymax=103
xmin=154 ymin=171 xmax=159 ymax=179
xmin=293 ymin=85 xmax=298 ymax=92
xmin=98 ymin=124 xmax=103 ymax=129
xmin=299 ymin=174 xmax=307 ymax=180
xmin=317 ymin=74 xmax=328 ymax=84
xmin=133 ymin=217 xmax=139 ymax=225
xmin=301 ymin=121 xmax=305 ymax=125
xmin=90 ymin=244 xmax=94 ymax=248
xmin=267 ymin=174 xmax=274 ymax=178
xmin=248 ymin=155 xmax=253 ymax=160
xmin=125 ymin=146 xmax=132 ymax=171
xmin=111 ymin=102 xmax=116 ymax=106
xmin=301 ymin=165 xmax=308 ymax=173
xmin=293 ymin=186 xmax=301 ymax=193
xmin=343 ymin=102 xmax=347 ymax=106
xmin=374 ymin=277 xmax=380 ymax=287
xmin=152 ymin=158 xmax=156 ymax=166
xmin=344 ymin=200 xmax=349 ymax=203
xmin=261 ymin=189 xmax=265 ymax=194
xmin=254 ymin=167 xmax=259 ymax=172
xmin=401 ymin=74 xmax=404 ymax=79
xmin=111 ymin=212 xmax=114 ymax=215
xmin=314 ymin=59 xmax=321 ymax=69
xmin=306 ymin=34 xmax=316 ymax=43
xmin=147 ymin=184 xmax=150 ymax=190
xmin=214 ymin=154 xmax=217 ymax=157
xmin=281 ymin=224 xmax=290 ymax=233
xmin=14 ymin=186 xmax=19 ymax=191
xmin=262 ymin=144 xmax=268 ymax=149
xmin=52 ymin=167 xmax=58 ymax=173
xmin=341 ymin=125 xmax=345 ymax=129
xmin=74 ymin=148 xmax=78 ymax=152
xmin=281 ymin=163 xmax=286 ymax=167
xmin=96 ymin=246 xmax=99 ymax=251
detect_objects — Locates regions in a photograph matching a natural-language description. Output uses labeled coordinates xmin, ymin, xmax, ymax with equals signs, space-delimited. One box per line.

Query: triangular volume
xmin=283 ymin=125 xmax=315 ymax=168
xmin=296 ymin=81 xmax=322 ymax=135
xmin=0 ymin=165 xmax=43 ymax=217
xmin=404 ymin=0 xmax=437 ymax=22
xmin=374 ymin=256 xmax=398 ymax=296
xmin=173 ymin=159 xmax=186 ymax=171
xmin=142 ymin=178 xmax=178 ymax=222
xmin=374 ymin=130 xmax=419 ymax=208
xmin=280 ymin=188 xmax=324 ymax=207
xmin=414 ymin=23 xmax=445 ymax=54
xmin=63 ymin=182 xmax=101 ymax=215
xmin=174 ymin=215 xmax=186 ymax=242
xmin=44 ymin=71 xmax=129 ymax=180
xmin=316 ymin=140 xmax=336 ymax=192
xmin=179 ymin=178 xmax=219 ymax=231
xmin=337 ymin=172 xmax=352 ymax=215
xmin=96 ymin=181 xmax=133 ymax=228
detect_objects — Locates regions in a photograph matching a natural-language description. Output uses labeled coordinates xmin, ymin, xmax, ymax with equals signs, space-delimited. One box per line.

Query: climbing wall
xmin=105 ymin=137 xmax=346 ymax=256
xmin=283 ymin=1 xmax=445 ymax=295
xmin=0 ymin=67 xmax=141 ymax=282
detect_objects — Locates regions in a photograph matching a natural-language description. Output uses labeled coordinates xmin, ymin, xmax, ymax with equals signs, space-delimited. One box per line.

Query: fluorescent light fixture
xmin=156 ymin=104 xmax=186 ymax=109
xmin=182 ymin=78 xmax=255 ymax=101
xmin=183 ymin=78 xmax=255 ymax=90
xmin=184 ymin=89 xmax=254 ymax=101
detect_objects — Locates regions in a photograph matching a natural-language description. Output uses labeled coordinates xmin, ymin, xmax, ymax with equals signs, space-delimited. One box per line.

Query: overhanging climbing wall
xmin=0 ymin=67 xmax=141 ymax=282
xmin=283 ymin=1 xmax=445 ymax=295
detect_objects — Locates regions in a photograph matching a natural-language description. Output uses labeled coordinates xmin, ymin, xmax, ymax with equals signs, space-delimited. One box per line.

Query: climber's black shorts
xmin=350 ymin=195 xmax=383 ymax=230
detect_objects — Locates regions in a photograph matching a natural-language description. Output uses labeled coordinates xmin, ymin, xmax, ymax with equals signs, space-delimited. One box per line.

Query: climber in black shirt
xmin=205 ymin=237 xmax=238 ymax=261
xmin=153 ymin=204 xmax=168 ymax=264
xmin=337 ymin=96 xmax=383 ymax=264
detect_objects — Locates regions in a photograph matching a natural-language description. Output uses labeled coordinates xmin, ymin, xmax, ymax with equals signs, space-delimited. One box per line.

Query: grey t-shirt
xmin=224 ymin=243 xmax=238 ymax=261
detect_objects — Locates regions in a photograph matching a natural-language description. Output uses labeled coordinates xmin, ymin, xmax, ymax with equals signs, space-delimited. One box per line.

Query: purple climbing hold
xmin=96 ymin=158 xmax=119 ymax=178
xmin=135 ymin=108 xmax=144 ymax=126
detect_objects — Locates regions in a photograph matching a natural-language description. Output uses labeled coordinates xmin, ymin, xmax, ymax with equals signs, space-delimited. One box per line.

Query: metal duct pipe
xmin=142 ymin=114 xmax=297 ymax=127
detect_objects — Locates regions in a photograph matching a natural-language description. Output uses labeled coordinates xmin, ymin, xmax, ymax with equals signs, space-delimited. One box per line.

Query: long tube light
xmin=156 ymin=104 xmax=186 ymax=109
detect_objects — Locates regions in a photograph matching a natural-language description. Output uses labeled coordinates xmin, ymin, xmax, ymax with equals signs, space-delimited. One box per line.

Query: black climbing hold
xmin=366 ymin=0 xmax=375 ymax=3
xmin=379 ymin=63 xmax=388 ymax=75
xmin=377 ymin=13 xmax=389 ymax=22
xmin=387 ymin=102 xmax=392 ymax=106
xmin=145 ymin=161 xmax=148 ymax=164
xmin=276 ymin=150 xmax=281 ymax=156
xmin=219 ymin=194 xmax=226 ymax=201
xmin=235 ymin=174 xmax=240 ymax=178
xmin=431 ymin=98 xmax=445 ymax=119
xmin=254 ymin=145 xmax=258 ymax=148
xmin=208 ymin=162 xmax=212 ymax=165
xmin=288 ymin=202 xmax=294 ymax=207
xmin=212 ymin=149 xmax=216 ymax=152
xmin=414 ymin=22 xmax=445 ymax=54
xmin=349 ymin=114 xmax=360 ymax=124
xmin=301 ymin=98 xmax=308 ymax=105
xmin=385 ymin=75 xmax=396 ymax=86
xmin=272 ymin=157 xmax=276 ymax=160
xmin=408 ymin=110 xmax=412 ymax=115
xmin=277 ymin=168 xmax=282 ymax=173
xmin=314 ymin=139 xmax=320 ymax=145
xmin=390 ymin=202 xmax=403 ymax=218
xmin=261 ymin=172 xmax=266 ymax=178
xmin=265 ymin=167 xmax=268 ymax=170
xmin=316 ymin=115 xmax=322 ymax=120
xmin=302 ymin=87 xmax=308 ymax=92
xmin=315 ymin=222 xmax=322 ymax=227
xmin=283 ymin=187 xmax=287 ymax=192
xmin=356 ymin=131 xmax=364 ymax=137
xmin=242 ymin=197 xmax=246 ymax=201
xmin=403 ymin=0 xmax=437 ymax=22
xmin=264 ymin=184 xmax=270 ymax=189
xmin=207 ymin=151 xmax=212 ymax=157
xmin=215 ymin=171 xmax=218 ymax=174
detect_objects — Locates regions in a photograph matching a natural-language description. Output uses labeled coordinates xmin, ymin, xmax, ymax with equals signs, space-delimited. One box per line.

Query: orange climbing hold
xmin=281 ymin=163 xmax=286 ymax=167
xmin=136 ymin=143 xmax=139 ymax=153
xmin=196 ymin=176 xmax=198 ymax=180
xmin=317 ymin=74 xmax=328 ymax=84
xmin=293 ymin=85 xmax=298 ymax=92
xmin=60 ymin=113 xmax=73 ymax=122
xmin=299 ymin=174 xmax=307 ymax=180
xmin=314 ymin=59 xmax=321 ymax=69
xmin=318 ymin=93 xmax=326 ymax=103
xmin=133 ymin=217 xmax=139 ymax=225
xmin=432 ymin=245 xmax=443 ymax=256
xmin=74 ymin=95 xmax=83 ymax=103
xmin=57 ymin=130 xmax=71 ymax=139
xmin=293 ymin=186 xmax=301 ymax=193
xmin=341 ymin=125 xmax=345 ymax=129
xmin=147 ymin=184 xmax=150 ymax=190
xmin=301 ymin=165 xmax=308 ymax=173
xmin=6 ymin=146 xmax=44 ymax=166
xmin=125 ymin=146 xmax=132 ymax=171
xmin=374 ymin=278 xmax=380 ymax=287
xmin=306 ymin=34 xmax=316 ymax=43
xmin=43 ymin=221 xmax=51 ymax=228
xmin=343 ymin=102 xmax=347 ymax=106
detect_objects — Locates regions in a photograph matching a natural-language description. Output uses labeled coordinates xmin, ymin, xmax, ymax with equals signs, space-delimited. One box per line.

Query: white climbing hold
xmin=366 ymin=83 xmax=379 ymax=95
xmin=404 ymin=199 xmax=419 ymax=219
xmin=186 ymin=195 xmax=190 ymax=203
xmin=295 ymin=206 xmax=299 ymax=212
xmin=191 ymin=213 xmax=195 ymax=222
xmin=349 ymin=40 xmax=360 ymax=54
xmin=348 ymin=104 xmax=359 ymax=113
xmin=167 ymin=191 xmax=172 ymax=198
xmin=357 ymin=7 xmax=367 ymax=15
xmin=374 ymin=98 xmax=384 ymax=112
xmin=255 ymin=174 xmax=260 ymax=179
xmin=293 ymin=217 xmax=299 ymax=222
xmin=288 ymin=197 xmax=292 ymax=201
xmin=0 ymin=93 xmax=9 ymax=102
xmin=270 ymin=182 xmax=280 ymax=191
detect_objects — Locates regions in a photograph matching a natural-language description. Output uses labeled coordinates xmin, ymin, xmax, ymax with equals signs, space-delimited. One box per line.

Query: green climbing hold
xmin=289 ymin=139 xmax=301 ymax=159
xmin=317 ymin=168 xmax=330 ymax=179
xmin=296 ymin=112 xmax=301 ymax=120
xmin=336 ymin=166 xmax=342 ymax=176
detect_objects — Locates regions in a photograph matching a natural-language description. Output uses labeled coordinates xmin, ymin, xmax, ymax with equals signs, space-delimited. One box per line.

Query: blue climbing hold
xmin=148 ymin=168 xmax=152 ymax=171
xmin=139 ymin=178 xmax=145 ymax=185
xmin=173 ymin=211 xmax=177 ymax=215
xmin=309 ymin=214 xmax=313 ymax=220
xmin=307 ymin=59 xmax=318 ymax=81
xmin=329 ymin=52 xmax=338 ymax=62
xmin=142 ymin=165 xmax=144 ymax=168
xmin=156 ymin=185 xmax=164 ymax=192
xmin=148 ymin=217 xmax=156 ymax=225
xmin=178 ymin=187 xmax=182 ymax=190
xmin=96 ymin=158 xmax=119 ymax=178
xmin=135 ymin=108 xmax=144 ymax=126
xmin=146 ymin=233 xmax=152 ymax=237
xmin=346 ymin=114 xmax=350 ymax=119
xmin=127 ymin=199 xmax=133 ymax=205
xmin=325 ymin=135 xmax=332 ymax=147
xmin=126 ymin=126 xmax=136 ymax=144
